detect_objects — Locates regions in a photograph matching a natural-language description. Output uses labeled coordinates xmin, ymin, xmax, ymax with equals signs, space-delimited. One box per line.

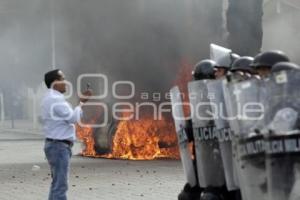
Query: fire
xmin=174 ymin=59 xmax=194 ymax=156
xmin=174 ymin=58 xmax=193 ymax=117
xmin=76 ymin=114 xmax=179 ymax=160
xmin=104 ymin=116 xmax=179 ymax=160
xmin=76 ymin=112 xmax=101 ymax=157
xmin=76 ymin=58 xmax=192 ymax=160
xmin=76 ymin=124 xmax=96 ymax=157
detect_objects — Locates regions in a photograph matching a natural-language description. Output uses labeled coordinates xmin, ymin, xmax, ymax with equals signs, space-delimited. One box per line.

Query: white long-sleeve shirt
xmin=41 ymin=89 xmax=82 ymax=142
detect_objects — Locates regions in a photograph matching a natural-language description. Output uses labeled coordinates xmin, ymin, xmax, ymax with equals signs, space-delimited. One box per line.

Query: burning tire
xmin=93 ymin=116 xmax=118 ymax=155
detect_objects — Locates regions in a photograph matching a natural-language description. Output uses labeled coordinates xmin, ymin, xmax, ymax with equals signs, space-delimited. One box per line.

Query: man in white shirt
xmin=41 ymin=69 xmax=91 ymax=200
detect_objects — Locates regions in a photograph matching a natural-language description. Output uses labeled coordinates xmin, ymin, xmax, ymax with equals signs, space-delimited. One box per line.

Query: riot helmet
xmin=231 ymin=56 xmax=255 ymax=74
xmin=231 ymin=53 xmax=241 ymax=64
xmin=271 ymin=62 xmax=300 ymax=73
xmin=214 ymin=53 xmax=239 ymax=79
xmin=192 ymin=59 xmax=216 ymax=80
xmin=252 ymin=50 xmax=290 ymax=77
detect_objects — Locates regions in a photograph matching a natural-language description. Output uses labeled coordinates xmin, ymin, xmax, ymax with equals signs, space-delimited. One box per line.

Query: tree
xmin=227 ymin=0 xmax=263 ymax=56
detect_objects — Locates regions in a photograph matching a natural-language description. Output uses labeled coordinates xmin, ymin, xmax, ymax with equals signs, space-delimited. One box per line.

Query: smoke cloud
xmin=0 ymin=0 xmax=224 ymax=97
xmin=262 ymin=1 xmax=300 ymax=64
xmin=2 ymin=0 xmax=299 ymax=121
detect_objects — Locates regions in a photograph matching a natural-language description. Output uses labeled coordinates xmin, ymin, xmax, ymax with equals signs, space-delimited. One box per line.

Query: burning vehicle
xmin=76 ymin=60 xmax=193 ymax=160
xmin=76 ymin=102 xmax=180 ymax=160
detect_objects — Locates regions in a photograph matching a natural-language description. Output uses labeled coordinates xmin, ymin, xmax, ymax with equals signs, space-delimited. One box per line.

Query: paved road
xmin=0 ymin=130 xmax=185 ymax=200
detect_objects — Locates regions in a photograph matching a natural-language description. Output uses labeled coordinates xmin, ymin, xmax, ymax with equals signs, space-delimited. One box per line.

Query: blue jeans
xmin=44 ymin=140 xmax=72 ymax=200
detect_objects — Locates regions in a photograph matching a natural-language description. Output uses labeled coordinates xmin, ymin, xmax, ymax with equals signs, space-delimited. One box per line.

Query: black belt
xmin=46 ymin=138 xmax=73 ymax=147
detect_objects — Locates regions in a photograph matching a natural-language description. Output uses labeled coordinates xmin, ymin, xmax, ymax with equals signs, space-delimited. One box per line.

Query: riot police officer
xmin=264 ymin=61 xmax=300 ymax=200
xmin=226 ymin=51 xmax=291 ymax=200
xmin=229 ymin=56 xmax=255 ymax=82
xmin=214 ymin=58 xmax=231 ymax=79
xmin=192 ymin=59 xmax=217 ymax=80
xmin=190 ymin=59 xmax=232 ymax=200
xmin=214 ymin=53 xmax=240 ymax=79
xmin=222 ymin=56 xmax=260 ymax=200
xmin=177 ymin=59 xmax=217 ymax=200
xmin=251 ymin=50 xmax=290 ymax=78
xmin=215 ymin=57 xmax=257 ymax=200
xmin=191 ymin=58 xmax=244 ymax=200
xmin=271 ymin=62 xmax=300 ymax=73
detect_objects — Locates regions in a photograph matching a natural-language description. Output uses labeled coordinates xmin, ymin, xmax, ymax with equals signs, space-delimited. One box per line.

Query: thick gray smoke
xmin=0 ymin=0 xmax=53 ymax=85
xmin=54 ymin=0 xmax=224 ymax=97
xmin=262 ymin=1 xmax=300 ymax=64
xmin=0 ymin=0 xmax=224 ymax=95
xmin=2 ymin=0 xmax=299 ymax=122
xmin=0 ymin=0 xmax=225 ymax=121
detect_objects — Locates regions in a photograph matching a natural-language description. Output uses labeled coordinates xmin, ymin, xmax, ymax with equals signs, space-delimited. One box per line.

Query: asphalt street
xmin=0 ymin=128 xmax=185 ymax=200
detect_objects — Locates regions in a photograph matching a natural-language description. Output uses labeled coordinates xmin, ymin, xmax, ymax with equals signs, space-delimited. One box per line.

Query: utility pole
xmin=50 ymin=0 xmax=56 ymax=70
xmin=11 ymin=97 xmax=15 ymax=129
xmin=32 ymin=92 xmax=37 ymax=129
xmin=0 ymin=93 xmax=4 ymax=125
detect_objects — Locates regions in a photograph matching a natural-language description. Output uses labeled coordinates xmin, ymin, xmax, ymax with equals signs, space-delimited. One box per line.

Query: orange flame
xmin=76 ymin=58 xmax=192 ymax=160
xmin=76 ymin=124 xmax=96 ymax=157
xmin=104 ymin=116 xmax=179 ymax=160
xmin=174 ymin=58 xmax=193 ymax=117
xmin=76 ymin=115 xmax=179 ymax=160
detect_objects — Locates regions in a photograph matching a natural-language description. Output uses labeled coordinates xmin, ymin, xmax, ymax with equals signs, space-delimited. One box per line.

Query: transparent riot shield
xmin=170 ymin=86 xmax=197 ymax=187
xmin=223 ymin=79 xmax=240 ymax=136
xmin=207 ymin=78 xmax=239 ymax=191
xmin=230 ymin=77 xmax=268 ymax=200
xmin=210 ymin=43 xmax=232 ymax=66
xmin=223 ymin=78 xmax=249 ymax=200
xmin=188 ymin=80 xmax=225 ymax=188
xmin=263 ymin=70 xmax=300 ymax=200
